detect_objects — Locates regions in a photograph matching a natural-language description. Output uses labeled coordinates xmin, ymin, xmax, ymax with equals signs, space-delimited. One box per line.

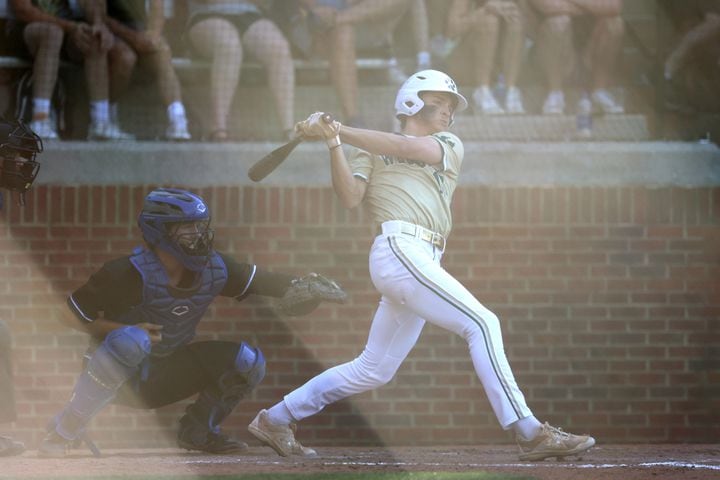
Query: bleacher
xmin=0 ymin=0 xmax=716 ymax=143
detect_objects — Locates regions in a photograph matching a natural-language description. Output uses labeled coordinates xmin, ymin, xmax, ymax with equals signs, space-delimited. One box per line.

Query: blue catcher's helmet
xmin=137 ymin=188 xmax=214 ymax=272
xmin=0 ymin=118 xmax=42 ymax=205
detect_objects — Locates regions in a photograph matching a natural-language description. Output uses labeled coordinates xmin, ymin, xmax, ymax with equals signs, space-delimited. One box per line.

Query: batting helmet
xmin=394 ymin=70 xmax=468 ymax=123
xmin=137 ymin=188 xmax=214 ymax=272
xmin=0 ymin=118 xmax=42 ymax=199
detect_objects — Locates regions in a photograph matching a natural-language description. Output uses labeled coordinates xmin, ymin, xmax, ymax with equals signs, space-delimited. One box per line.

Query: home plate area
xmin=3 ymin=444 xmax=719 ymax=480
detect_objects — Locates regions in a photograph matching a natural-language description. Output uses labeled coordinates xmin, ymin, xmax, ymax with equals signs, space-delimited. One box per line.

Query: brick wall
xmin=2 ymin=185 xmax=719 ymax=448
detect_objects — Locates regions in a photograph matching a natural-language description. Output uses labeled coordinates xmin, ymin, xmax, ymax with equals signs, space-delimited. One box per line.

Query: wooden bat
xmin=248 ymin=113 xmax=334 ymax=182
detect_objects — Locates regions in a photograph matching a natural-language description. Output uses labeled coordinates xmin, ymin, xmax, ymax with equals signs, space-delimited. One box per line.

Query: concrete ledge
xmin=36 ymin=140 xmax=720 ymax=187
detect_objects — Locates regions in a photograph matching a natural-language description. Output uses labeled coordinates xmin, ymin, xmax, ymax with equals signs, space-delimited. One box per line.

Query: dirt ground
xmin=3 ymin=444 xmax=719 ymax=480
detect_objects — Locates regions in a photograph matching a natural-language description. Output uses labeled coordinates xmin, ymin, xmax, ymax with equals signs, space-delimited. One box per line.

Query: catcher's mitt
xmin=279 ymin=273 xmax=347 ymax=316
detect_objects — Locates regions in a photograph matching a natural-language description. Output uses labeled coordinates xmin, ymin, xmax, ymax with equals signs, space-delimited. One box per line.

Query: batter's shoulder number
xmin=435 ymin=133 xmax=458 ymax=149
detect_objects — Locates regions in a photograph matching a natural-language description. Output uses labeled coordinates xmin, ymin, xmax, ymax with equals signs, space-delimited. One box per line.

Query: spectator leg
xmin=586 ymin=15 xmax=624 ymax=91
xmin=243 ymin=19 xmax=295 ymax=136
xmin=471 ymin=12 xmax=501 ymax=87
xmin=188 ymin=18 xmax=243 ymax=137
xmin=22 ymin=22 xmax=64 ymax=119
xmin=501 ymin=10 xmax=525 ymax=88
xmin=665 ymin=13 xmax=720 ymax=80
xmin=329 ymin=24 xmax=359 ymax=122
xmin=144 ymin=39 xmax=183 ymax=107
xmin=108 ymin=37 xmax=138 ymax=104
xmin=83 ymin=48 xmax=110 ymax=102
xmin=536 ymin=14 xmax=574 ymax=92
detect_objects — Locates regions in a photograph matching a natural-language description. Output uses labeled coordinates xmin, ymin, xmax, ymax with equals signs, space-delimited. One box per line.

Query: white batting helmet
xmin=394 ymin=70 xmax=468 ymax=119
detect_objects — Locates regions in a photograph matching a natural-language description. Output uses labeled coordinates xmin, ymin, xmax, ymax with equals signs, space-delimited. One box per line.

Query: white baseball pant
xmin=284 ymin=221 xmax=533 ymax=428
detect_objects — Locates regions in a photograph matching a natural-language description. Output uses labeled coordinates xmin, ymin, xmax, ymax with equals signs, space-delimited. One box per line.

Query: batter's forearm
xmin=339 ymin=125 xmax=443 ymax=165
xmin=329 ymin=148 xmax=364 ymax=209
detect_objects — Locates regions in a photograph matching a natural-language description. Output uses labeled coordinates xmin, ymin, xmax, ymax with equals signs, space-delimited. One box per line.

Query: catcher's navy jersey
xmin=68 ymin=249 xmax=294 ymax=325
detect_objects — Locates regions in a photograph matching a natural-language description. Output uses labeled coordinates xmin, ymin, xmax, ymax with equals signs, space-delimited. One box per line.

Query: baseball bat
xmin=248 ymin=113 xmax=334 ymax=182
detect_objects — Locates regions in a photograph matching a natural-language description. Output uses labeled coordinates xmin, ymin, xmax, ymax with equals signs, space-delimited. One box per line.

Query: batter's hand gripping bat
xmin=248 ymin=113 xmax=334 ymax=182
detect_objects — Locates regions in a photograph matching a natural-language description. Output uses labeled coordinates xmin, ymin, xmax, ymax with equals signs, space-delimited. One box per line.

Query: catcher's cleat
xmin=177 ymin=429 xmax=248 ymax=454
xmin=516 ymin=422 xmax=595 ymax=461
xmin=37 ymin=431 xmax=73 ymax=458
xmin=0 ymin=435 xmax=25 ymax=457
xmin=248 ymin=410 xmax=317 ymax=457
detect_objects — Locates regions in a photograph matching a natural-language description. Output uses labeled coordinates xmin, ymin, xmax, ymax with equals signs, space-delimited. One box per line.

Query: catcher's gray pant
xmin=0 ymin=320 xmax=17 ymax=423
xmin=284 ymin=227 xmax=533 ymax=429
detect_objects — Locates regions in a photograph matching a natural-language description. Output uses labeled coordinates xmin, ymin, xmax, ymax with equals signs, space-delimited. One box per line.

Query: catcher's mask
xmin=0 ymin=119 xmax=42 ymax=205
xmin=394 ymin=69 xmax=467 ymax=127
xmin=138 ymin=188 xmax=214 ymax=272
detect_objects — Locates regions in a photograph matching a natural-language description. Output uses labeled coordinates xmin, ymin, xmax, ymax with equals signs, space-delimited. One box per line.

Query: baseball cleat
xmin=0 ymin=435 xmax=25 ymax=457
xmin=516 ymin=422 xmax=595 ymax=461
xmin=248 ymin=409 xmax=316 ymax=457
xmin=177 ymin=431 xmax=248 ymax=454
xmin=37 ymin=431 xmax=73 ymax=458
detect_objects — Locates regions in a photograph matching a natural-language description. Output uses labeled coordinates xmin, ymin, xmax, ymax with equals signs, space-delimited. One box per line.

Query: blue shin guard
xmin=53 ymin=327 xmax=151 ymax=444
xmin=179 ymin=342 xmax=265 ymax=450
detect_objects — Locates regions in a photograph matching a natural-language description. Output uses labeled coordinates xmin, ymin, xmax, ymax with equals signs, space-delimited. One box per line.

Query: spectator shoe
xmin=591 ymin=89 xmax=624 ymax=114
xmin=473 ymin=86 xmax=505 ymax=115
xmin=87 ymin=122 xmax=136 ymax=141
xmin=29 ymin=118 xmax=59 ymax=140
xmin=166 ymin=122 xmax=191 ymax=141
xmin=542 ymin=90 xmax=565 ymax=115
xmin=505 ymin=87 xmax=525 ymax=115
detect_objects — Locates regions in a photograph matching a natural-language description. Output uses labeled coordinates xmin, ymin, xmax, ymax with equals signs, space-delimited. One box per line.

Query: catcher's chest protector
xmin=116 ymin=248 xmax=228 ymax=357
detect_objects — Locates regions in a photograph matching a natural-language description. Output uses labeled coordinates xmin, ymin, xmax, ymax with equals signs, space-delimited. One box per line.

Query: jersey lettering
xmin=380 ymin=154 xmax=448 ymax=196
xmin=381 ymin=154 xmax=427 ymax=168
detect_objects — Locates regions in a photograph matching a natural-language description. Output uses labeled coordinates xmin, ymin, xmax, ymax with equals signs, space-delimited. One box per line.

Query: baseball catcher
xmin=38 ymin=188 xmax=345 ymax=457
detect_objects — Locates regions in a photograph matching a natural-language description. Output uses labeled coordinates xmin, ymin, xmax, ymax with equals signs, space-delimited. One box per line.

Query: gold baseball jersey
xmin=348 ymin=132 xmax=464 ymax=238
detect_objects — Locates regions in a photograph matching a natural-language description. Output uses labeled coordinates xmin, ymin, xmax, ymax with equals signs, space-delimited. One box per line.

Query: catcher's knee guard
xmin=214 ymin=342 xmax=266 ymax=413
xmin=53 ymin=326 xmax=151 ymax=440
xmin=181 ymin=342 xmax=265 ymax=439
xmin=228 ymin=341 xmax=266 ymax=389
xmin=98 ymin=326 xmax=152 ymax=373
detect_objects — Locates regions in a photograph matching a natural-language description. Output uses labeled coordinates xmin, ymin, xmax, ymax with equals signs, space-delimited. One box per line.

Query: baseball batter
xmin=249 ymin=70 xmax=596 ymax=461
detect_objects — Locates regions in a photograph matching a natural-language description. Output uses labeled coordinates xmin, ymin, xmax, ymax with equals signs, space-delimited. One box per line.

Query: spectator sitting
xmin=9 ymin=0 xmax=135 ymax=140
xmin=528 ymin=0 xmax=625 ymax=115
xmin=661 ymin=0 xmax=720 ymax=113
xmin=274 ymin=0 xmax=411 ymax=128
xmin=186 ymin=0 xmax=295 ymax=142
xmin=447 ymin=0 xmax=526 ymax=114
xmin=105 ymin=0 xmax=191 ymax=140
